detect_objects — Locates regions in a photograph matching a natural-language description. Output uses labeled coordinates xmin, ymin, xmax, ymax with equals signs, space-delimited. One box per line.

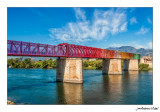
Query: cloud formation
xmin=130 ymin=17 xmax=137 ymax=24
xmin=147 ymin=17 xmax=152 ymax=24
xmin=136 ymin=26 xmax=149 ymax=35
xmin=110 ymin=41 xmax=152 ymax=49
xmin=74 ymin=8 xmax=86 ymax=21
xmin=49 ymin=8 xmax=128 ymax=44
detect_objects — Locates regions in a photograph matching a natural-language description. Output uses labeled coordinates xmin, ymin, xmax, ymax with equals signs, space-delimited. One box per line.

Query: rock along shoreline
xmin=7 ymin=100 xmax=15 ymax=105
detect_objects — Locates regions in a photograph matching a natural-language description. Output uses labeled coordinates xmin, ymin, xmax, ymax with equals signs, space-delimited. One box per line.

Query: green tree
xmin=19 ymin=62 xmax=25 ymax=68
xmin=83 ymin=61 xmax=88 ymax=67
xmin=41 ymin=60 xmax=48 ymax=68
xmin=51 ymin=60 xmax=57 ymax=68
xmin=24 ymin=58 xmax=31 ymax=64
xmin=25 ymin=64 xmax=31 ymax=68
xmin=35 ymin=62 xmax=41 ymax=68
xmin=95 ymin=60 xmax=102 ymax=69
xmin=7 ymin=58 xmax=15 ymax=67
xmin=139 ymin=63 xmax=149 ymax=70
xmin=48 ymin=59 xmax=53 ymax=68
xmin=13 ymin=62 xmax=19 ymax=68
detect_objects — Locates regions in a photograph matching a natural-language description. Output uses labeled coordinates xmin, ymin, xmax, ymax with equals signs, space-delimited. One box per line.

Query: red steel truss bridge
xmin=7 ymin=40 xmax=140 ymax=59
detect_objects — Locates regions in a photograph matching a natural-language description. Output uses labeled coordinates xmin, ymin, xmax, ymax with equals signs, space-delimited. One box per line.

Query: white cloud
xmin=110 ymin=41 xmax=152 ymax=49
xmin=110 ymin=43 xmax=124 ymax=48
xmin=130 ymin=17 xmax=137 ymax=25
xmin=136 ymin=26 xmax=149 ymax=35
xmin=147 ymin=17 xmax=152 ymax=24
xmin=74 ymin=8 xmax=86 ymax=21
xmin=120 ymin=22 xmax=127 ymax=31
xmin=110 ymin=42 xmax=144 ymax=49
xmin=133 ymin=42 xmax=152 ymax=49
xmin=148 ymin=42 xmax=152 ymax=49
xmin=49 ymin=8 xmax=128 ymax=44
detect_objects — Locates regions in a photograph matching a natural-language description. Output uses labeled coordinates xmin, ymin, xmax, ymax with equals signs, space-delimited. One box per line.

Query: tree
xmin=24 ymin=58 xmax=31 ymax=64
xmin=51 ymin=60 xmax=57 ymax=68
xmin=35 ymin=62 xmax=41 ymax=68
xmin=25 ymin=64 xmax=31 ymax=68
xmin=95 ymin=61 xmax=102 ymax=69
xmin=19 ymin=62 xmax=25 ymax=68
xmin=7 ymin=58 xmax=15 ymax=67
xmin=139 ymin=63 xmax=149 ymax=70
xmin=83 ymin=61 xmax=88 ymax=67
xmin=13 ymin=63 xmax=19 ymax=68
xmin=48 ymin=60 xmax=53 ymax=68
xmin=41 ymin=60 xmax=48 ymax=68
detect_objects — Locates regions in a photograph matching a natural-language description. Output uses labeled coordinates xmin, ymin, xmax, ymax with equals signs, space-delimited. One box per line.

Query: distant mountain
xmin=107 ymin=46 xmax=152 ymax=57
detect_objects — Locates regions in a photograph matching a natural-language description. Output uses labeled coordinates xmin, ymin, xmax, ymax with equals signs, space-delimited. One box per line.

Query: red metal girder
xmin=7 ymin=40 xmax=140 ymax=59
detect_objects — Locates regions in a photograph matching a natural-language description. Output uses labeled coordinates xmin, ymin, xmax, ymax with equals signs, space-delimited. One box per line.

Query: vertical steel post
xmin=46 ymin=45 xmax=48 ymax=56
xmin=66 ymin=44 xmax=69 ymax=58
xmin=28 ymin=43 xmax=30 ymax=55
xmin=11 ymin=40 xmax=13 ymax=54
xmin=20 ymin=41 xmax=22 ymax=55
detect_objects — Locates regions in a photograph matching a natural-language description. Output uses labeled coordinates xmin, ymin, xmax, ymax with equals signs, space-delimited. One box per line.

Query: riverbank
xmin=7 ymin=100 xmax=15 ymax=105
xmin=83 ymin=67 xmax=97 ymax=70
xmin=7 ymin=58 xmax=152 ymax=70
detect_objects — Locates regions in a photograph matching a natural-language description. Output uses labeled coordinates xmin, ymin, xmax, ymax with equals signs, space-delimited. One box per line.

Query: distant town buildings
xmin=140 ymin=56 xmax=152 ymax=68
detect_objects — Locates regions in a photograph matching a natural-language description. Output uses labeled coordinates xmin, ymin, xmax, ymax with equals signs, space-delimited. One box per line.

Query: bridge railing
xmin=7 ymin=40 xmax=67 ymax=57
xmin=65 ymin=44 xmax=139 ymax=59
xmin=7 ymin=40 xmax=140 ymax=59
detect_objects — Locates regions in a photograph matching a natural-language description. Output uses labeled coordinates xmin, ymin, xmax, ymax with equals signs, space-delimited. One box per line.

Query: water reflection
xmin=103 ymin=74 xmax=122 ymax=93
xmin=128 ymin=70 xmax=139 ymax=75
xmin=121 ymin=71 xmax=140 ymax=104
xmin=102 ymin=71 xmax=140 ymax=104
xmin=8 ymin=69 xmax=152 ymax=104
xmin=102 ymin=74 xmax=123 ymax=104
xmin=57 ymin=82 xmax=83 ymax=104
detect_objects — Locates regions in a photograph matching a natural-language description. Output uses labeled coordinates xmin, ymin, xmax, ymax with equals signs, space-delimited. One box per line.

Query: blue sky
xmin=8 ymin=7 xmax=153 ymax=49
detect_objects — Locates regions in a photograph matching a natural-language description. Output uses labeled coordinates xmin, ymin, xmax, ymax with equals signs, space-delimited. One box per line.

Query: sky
xmin=8 ymin=7 xmax=153 ymax=49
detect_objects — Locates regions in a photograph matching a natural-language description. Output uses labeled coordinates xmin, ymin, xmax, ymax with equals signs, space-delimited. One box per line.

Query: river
xmin=7 ymin=68 xmax=153 ymax=104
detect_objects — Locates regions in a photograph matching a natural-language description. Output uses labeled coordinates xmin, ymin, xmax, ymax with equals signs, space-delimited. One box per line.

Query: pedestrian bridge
xmin=7 ymin=40 xmax=140 ymax=59
xmin=7 ymin=40 xmax=140 ymax=83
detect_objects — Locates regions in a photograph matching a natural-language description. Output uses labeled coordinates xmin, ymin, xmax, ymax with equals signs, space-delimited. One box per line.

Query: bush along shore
xmin=8 ymin=58 xmax=56 ymax=69
xmin=7 ymin=58 xmax=152 ymax=70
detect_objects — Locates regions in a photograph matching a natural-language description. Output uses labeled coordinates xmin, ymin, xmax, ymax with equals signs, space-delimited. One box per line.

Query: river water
xmin=7 ymin=68 xmax=153 ymax=105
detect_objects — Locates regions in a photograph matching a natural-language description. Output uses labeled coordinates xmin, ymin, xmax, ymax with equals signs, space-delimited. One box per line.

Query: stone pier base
xmin=56 ymin=58 xmax=83 ymax=83
xmin=102 ymin=59 xmax=122 ymax=74
xmin=124 ymin=59 xmax=139 ymax=71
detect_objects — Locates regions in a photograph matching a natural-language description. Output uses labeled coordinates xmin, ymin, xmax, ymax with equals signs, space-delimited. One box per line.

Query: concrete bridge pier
xmin=56 ymin=57 xmax=83 ymax=83
xmin=102 ymin=59 xmax=122 ymax=74
xmin=124 ymin=59 xmax=139 ymax=71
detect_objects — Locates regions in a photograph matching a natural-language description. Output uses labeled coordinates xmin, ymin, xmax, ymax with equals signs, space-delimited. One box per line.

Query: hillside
xmin=107 ymin=46 xmax=152 ymax=57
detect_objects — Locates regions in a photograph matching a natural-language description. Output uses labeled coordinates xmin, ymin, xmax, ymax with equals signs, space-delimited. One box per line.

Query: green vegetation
xmin=7 ymin=58 xmax=103 ymax=70
xmin=7 ymin=58 xmax=152 ymax=71
xmin=83 ymin=67 xmax=97 ymax=70
xmin=7 ymin=58 xmax=56 ymax=69
xmin=139 ymin=63 xmax=152 ymax=70
xmin=83 ymin=60 xmax=102 ymax=70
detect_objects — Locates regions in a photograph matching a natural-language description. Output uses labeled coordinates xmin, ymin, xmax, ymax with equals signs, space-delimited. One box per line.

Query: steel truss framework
xmin=7 ymin=40 xmax=140 ymax=59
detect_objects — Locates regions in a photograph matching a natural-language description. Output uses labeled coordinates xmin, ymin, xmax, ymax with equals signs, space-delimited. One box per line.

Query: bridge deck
xmin=7 ymin=40 xmax=140 ymax=59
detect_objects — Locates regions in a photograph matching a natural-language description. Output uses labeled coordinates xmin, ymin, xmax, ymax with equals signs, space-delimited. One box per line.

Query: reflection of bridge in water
xmin=8 ymin=40 xmax=140 ymax=83
xmin=56 ymin=71 xmax=140 ymax=104
xmin=57 ymin=83 xmax=83 ymax=104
